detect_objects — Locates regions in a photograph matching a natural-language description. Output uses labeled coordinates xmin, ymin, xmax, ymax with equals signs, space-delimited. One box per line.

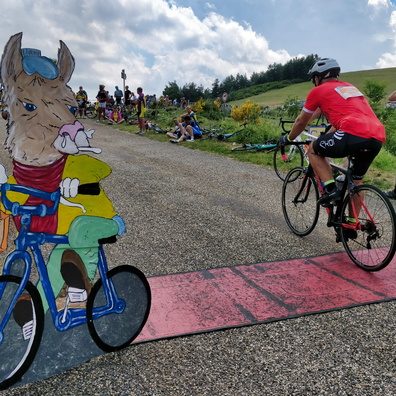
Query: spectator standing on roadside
xmin=124 ymin=86 xmax=132 ymax=110
xmin=75 ymin=86 xmax=88 ymax=118
xmin=135 ymin=87 xmax=146 ymax=134
xmin=96 ymin=84 xmax=108 ymax=122
xmin=114 ymin=86 xmax=123 ymax=105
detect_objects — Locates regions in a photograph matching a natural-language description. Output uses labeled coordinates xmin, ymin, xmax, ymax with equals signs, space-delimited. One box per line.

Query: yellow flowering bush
xmin=231 ymin=100 xmax=262 ymax=124
xmin=193 ymin=97 xmax=205 ymax=113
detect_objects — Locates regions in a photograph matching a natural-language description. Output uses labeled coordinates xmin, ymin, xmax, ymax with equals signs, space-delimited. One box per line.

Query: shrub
xmin=230 ymin=100 xmax=262 ymax=124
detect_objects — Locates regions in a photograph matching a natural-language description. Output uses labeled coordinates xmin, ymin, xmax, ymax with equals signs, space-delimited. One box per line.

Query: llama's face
xmin=0 ymin=33 xmax=101 ymax=167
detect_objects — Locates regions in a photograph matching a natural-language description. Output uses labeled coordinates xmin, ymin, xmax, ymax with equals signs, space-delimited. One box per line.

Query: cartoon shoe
xmin=60 ymin=250 xmax=92 ymax=304
xmin=13 ymin=294 xmax=34 ymax=340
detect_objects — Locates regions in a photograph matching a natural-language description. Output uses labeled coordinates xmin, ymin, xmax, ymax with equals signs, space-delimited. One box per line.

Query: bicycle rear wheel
xmin=282 ymin=167 xmax=320 ymax=236
xmin=86 ymin=265 xmax=151 ymax=352
xmin=274 ymin=144 xmax=304 ymax=181
xmin=85 ymin=107 xmax=97 ymax=119
xmin=0 ymin=276 xmax=44 ymax=390
xmin=340 ymin=185 xmax=396 ymax=271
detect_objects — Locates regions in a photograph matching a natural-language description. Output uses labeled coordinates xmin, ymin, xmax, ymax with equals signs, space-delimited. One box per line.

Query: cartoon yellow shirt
xmin=3 ymin=154 xmax=116 ymax=235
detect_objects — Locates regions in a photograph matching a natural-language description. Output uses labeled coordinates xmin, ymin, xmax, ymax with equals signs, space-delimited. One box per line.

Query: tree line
xmin=162 ymin=54 xmax=319 ymax=103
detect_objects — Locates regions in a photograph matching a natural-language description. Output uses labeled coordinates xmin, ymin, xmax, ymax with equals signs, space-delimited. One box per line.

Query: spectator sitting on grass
xmin=106 ymin=105 xmax=125 ymax=125
xmin=168 ymin=115 xmax=202 ymax=143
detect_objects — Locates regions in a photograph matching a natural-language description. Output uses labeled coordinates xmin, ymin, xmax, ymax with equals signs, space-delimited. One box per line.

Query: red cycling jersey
xmin=303 ymin=80 xmax=385 ymax=142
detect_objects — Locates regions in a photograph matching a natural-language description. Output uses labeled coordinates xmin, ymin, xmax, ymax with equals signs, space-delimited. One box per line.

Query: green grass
xmin=230 ymin=67 xmax=396 ymax=109
xmin=111 ymin=66 xmax=396 ymax=191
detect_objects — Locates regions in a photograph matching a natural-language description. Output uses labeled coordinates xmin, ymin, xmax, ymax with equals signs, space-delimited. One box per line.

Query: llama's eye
xmin=68 ymin=105 xmax=77 ymax=115
xmin=22 ymin=102 xmax=37 ymax=112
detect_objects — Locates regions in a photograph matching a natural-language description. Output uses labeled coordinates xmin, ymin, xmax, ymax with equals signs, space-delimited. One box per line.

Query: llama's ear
xmin=0 ymin=32 xmax=24 ymax=86
xmin=57 ymin=40 xmax=75 ymax=83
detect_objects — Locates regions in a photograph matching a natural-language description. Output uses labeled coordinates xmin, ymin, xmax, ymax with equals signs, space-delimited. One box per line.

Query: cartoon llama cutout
xmin=0 ymin=32 xmax=125 ymax=315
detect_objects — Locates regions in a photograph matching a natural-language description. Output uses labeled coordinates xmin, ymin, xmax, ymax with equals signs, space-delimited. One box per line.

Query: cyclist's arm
xmin=288 ymin=109 xmax=312 ymax=140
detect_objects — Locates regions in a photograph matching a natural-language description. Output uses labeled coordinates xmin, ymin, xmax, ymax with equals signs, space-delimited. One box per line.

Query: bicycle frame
xmin=288 ymin=142 xmax=369 ymax=235
xmin=0 ymin=183 xmax=124 ymax=335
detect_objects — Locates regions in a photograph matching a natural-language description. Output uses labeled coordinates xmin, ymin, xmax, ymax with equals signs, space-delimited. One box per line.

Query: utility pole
xmin=121 ymin=69 xmax=127 ymax=102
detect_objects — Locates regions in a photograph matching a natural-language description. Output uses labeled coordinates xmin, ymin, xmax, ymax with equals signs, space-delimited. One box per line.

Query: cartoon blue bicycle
xmin=0 ymin=183 xmax=151 ymax=390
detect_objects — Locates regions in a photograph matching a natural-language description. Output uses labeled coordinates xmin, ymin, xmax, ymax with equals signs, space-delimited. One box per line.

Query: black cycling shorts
xmin=312 ymin=131 xmax=382 ymax=180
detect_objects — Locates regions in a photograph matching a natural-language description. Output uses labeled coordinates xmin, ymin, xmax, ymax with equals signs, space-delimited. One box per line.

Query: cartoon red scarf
xmin=12 ymin=155 xmax=67 ymax=233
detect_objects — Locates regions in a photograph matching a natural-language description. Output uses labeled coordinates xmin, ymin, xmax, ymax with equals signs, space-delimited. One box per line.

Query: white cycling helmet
xmin=308 ymin=58 xmax=340 ymax=81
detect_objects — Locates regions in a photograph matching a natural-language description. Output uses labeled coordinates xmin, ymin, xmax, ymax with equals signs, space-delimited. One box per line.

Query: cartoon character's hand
xmin=60 ymin=177 xmax=80 ymax=198
xmin=0 ymin=164 xmax=7 ymax=185
xmin=112 ymin=215 xmax=126 ymax=235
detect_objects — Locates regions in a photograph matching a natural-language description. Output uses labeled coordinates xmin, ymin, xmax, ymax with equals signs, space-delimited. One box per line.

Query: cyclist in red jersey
xmin=280 ymin=58 xmax=385 ymax=206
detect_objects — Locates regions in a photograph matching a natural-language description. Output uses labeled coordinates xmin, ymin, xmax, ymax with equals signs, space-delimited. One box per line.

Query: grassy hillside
xmin=230 ymin=67 xmax=396 ymax=109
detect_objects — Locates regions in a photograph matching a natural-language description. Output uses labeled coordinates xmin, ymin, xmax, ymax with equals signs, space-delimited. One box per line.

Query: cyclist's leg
xmin=335 ymin=137 xmax=383 ymax=221
xmin=311 ymin=131 xmax=351 ymax=205
xmin=37 ymin=216 xmax=119 ymax=312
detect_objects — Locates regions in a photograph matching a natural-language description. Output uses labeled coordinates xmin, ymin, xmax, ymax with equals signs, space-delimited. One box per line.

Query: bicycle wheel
xmin=86 ymin=265 xmax=151 ymax=352
xmin=340 ymin=185 xmax=396 ymax=271
xmin=274 ymin=144 xmax=304 ymax=181
xmin=85 ymin=107 xmax=96 ymax=119
xmin=282 ymin=167 xmax=320 ymax=236
xmin=0 ymin=275 xmax=44 ymax=390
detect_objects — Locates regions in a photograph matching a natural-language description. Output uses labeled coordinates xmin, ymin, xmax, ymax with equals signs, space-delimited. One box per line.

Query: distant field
xmin=230 ymin=67 xmax=396 ymax=109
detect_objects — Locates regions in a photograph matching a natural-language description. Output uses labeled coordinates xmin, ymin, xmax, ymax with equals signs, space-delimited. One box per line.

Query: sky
xmin=1 ymin=0 xmax=396 ymax=100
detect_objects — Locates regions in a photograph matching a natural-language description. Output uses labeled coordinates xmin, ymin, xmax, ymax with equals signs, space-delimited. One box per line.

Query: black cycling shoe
xmin=384 ymin=190 xmax=396 ymax=200
xmin=317 ymin=188 xmax=342 ymax=207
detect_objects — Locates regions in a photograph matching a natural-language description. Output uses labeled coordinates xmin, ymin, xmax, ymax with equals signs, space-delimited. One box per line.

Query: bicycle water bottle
xmin=336 ymin=175 xmax=345 ymax=190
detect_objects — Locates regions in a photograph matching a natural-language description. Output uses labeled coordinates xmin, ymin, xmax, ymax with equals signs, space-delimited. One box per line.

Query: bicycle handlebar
xmin=1 ymin=183 xmax=61 ymax=217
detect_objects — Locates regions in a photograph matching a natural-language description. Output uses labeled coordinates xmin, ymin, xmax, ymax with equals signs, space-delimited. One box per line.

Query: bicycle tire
xmin=0 ymin=275 xmax=44 ymax=390
xmin=282 ymin=167 xmax=320 ymax=236
xmin=86 ymin=265 xmax=151 ymax=353
xmin=85 ymin=107 xmax=97 ymax=119
xmin=273 ymin=144 xmax=304 ymax=181
xmin=340 ymin=185 xmax=396 ymax=271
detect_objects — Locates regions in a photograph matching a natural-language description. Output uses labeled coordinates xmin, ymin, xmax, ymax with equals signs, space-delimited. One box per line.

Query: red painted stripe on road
xmin=135 ymin=252 xmax=396 ymax=342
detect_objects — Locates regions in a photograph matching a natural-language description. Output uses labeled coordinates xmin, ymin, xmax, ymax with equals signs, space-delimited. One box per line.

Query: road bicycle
xmin=0 ymin=183 xmax=151 ymax=390
xmin=281 ymin=140 xmax=396 ymax=271
xmin=231 ymin=138 xmax=277 ymax=153
xmin=145 ymin=122 xmax=171 ymax=134
xmin=201 ymin=123 xmax=247 ymax=141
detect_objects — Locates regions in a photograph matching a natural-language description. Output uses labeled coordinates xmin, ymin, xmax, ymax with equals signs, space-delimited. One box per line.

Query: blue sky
xmin=1 ymin=0 xmax=396 ymax=99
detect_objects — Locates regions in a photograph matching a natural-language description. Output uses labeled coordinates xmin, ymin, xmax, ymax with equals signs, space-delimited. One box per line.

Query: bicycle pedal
xmin=22 ymin=320 xmax=34 ymax=341
xmin=67 ymin=286 xmax=88 ymax=303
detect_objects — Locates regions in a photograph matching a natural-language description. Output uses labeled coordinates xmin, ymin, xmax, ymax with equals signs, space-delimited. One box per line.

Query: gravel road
xmin=1 ymin=119 xmax=396 ymax=396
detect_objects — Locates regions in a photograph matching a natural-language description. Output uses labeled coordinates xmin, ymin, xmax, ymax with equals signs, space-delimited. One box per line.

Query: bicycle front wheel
xmin=282 ymin=167 xmax=320 ymax=236
xmin=0 ymin=275 xmax=44 ymax=390
xmin=340 ymin=185 xmax=396 ymax=271
xmin=87 ymin=265 xmax=151 ymax=352
xmin=274 ymin=144 xmax=304 ymax=181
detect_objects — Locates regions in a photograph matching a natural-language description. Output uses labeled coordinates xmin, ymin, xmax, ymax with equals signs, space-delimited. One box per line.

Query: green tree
xmin=163 ymin=81 xmax=184 ymax=100
xmin=363 ymin=79 xmax=387 ymax=115
xmin=181 ymin=82 xmax=204 ymax=102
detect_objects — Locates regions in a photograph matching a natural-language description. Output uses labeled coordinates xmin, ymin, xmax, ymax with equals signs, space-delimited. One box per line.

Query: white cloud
xmin=1 ymin=0 xmax=396 ymax=99
xmin=0 ymin=0 xmax=293 ymax=98
xmin=376 ymin=9 xmax=396 ymax=67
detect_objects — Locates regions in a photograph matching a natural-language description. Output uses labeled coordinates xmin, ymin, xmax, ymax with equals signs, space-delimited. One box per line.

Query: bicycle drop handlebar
xmin=1 ymin=183 xmax=61 ymax=217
